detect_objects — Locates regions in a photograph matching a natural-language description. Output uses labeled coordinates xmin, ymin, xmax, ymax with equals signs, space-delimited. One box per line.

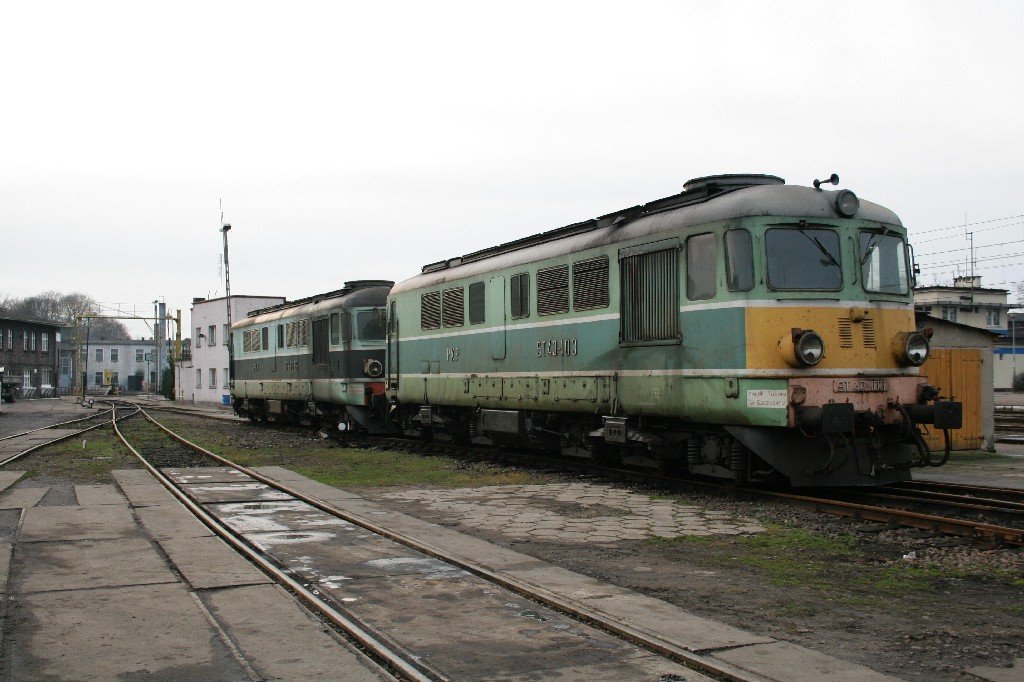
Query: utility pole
xmin=221 ymin=223 xmax=233 ymax=387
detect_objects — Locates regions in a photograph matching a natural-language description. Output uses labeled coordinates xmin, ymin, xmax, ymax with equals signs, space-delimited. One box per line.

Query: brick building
xmin=0 ymin=316 xmax=62 ymax=399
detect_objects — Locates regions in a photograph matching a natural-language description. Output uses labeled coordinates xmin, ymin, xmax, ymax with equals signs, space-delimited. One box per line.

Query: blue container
xmin=222 ymin=394 xmax=231 ymax=406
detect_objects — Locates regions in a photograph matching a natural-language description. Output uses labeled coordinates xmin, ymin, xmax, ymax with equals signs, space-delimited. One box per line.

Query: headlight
xmin=835 ymin=189 xmax=859 ymax=218
xmin=363 ymin=358 xmax=384 ymax=378
xmin=894 ymin=332 xmax=929 ymax=366
xmin=795 ymin=330 xmax=825 ymax=366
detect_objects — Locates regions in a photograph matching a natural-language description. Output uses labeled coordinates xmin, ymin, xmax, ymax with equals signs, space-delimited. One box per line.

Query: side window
xmin=725 ymin=229 xmax=754 ymax=291
xmin=421 ymin=291 xmax=441 ymax=330
xmin=537 ymin=264 xmax=569 ymax=316
xmin=277 ymin=324 xmax=284 ymax=349
xmin=686 ymin=233 xmax=717 ymax=301
xmin=620 ymin=242 xmax=680 ymax=343
xmin=442 ymin=287 xmax=465 ymax=328
xmin=572 ymin=256 xmax=609 ymax=311
xmin=468 ymin=282 xmax=485 ymax=324
xmin=510 ymin=273 xmax=530 ymax=319
xmin=261 ymin=327 xmax=269 ymax=351
xmin=330 ymin=313 xmax=340 ymax=345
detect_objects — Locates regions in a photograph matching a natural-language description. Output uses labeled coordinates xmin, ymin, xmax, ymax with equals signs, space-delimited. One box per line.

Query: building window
xmin=95 ymin=348 xmax=103 ymax=362
xmin=0 ymin=328 xmax=4 ymax=350
xmin=223 ymin=324 xmax=229 ymax=345
xmin=510 ymin=273 xmax=530 ymax=319
xmin=195 ymin=328 xmax=201 ymax=348
xmin=136 ymin=349 xmax=144 ymax=362
xmin=109 ymin=371 xmax=119 ymax=386
xmin=995 ymin=309 xmax=1001 ymax=325
xmin=23 ymin=333 xmax=29 ymax=351
xmin=209 ymin=325 xmax=216 ymax=346
xmin=209 ymin=368 xmax=217 ymax=388
xmin=196 ymin=369 xmax=202 ymax=388
xmin=223 ymin=368 xmax=229 ymax=388
xmin=41 ymin=369 xmax=53 ymax=387
xmin=41 ymin=333 xmax=49 ymax=352
xmin=111 ymin=348 xmax=119 ymax=363
xmin=94 ymin=371 xmax=103 ymax=385
xmin=61 ymin=356 xmax=71 ymax=375
xmin=7 ymin=330 xmax=12 ymax=349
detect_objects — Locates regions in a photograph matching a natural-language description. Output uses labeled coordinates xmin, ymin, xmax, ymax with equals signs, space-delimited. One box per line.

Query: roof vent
xmin=342 ymin=280 xmax=395 ymax=291
xmin=683 ymin=174 xmax=785 ymax=192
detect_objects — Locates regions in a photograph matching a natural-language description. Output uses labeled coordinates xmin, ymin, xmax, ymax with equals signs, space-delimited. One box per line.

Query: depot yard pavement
xmin=3 ymin=406 xmax=1023 ymax=681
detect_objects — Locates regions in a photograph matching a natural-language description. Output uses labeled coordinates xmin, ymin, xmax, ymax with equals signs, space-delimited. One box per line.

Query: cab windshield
xmin=765 ymin=227 xmax=842 ymax=290
xmin=859 ymin=231 xmax=909 ymax=295
xmin=357 ymin=309 xmax=387 ymax=340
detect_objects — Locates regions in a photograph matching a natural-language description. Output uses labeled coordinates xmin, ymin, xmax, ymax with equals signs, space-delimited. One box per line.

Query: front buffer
xmin=727 ymin=377 xmax=962 ymax=487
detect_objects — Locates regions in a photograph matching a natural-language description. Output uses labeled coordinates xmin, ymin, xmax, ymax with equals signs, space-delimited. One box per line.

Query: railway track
xmin=112 ymin=406 xmax=759 ymax=682
xmin=133 ymin=401 xmax=1024 ymax=548
xmin=0 ymin=403 xmax=135 ymax=468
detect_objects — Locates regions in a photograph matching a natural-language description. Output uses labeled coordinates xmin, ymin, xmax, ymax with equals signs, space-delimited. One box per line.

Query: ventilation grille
xmin=442 ymin=287 xmax=464 ymax=327
xmin=297 ymin=320 xmax=309 ymax=347
xmin=838 ymin=318 xmax=853 ymax=348
xmin=861 ymin=318 xmax=876 ymax=348
xmin=537 ymin=264 xmax=569 ymax=316
xmin=421 ymin=291 xmax=441 ymax=330
xmin=286 ymin=321 xmax=297 ymax=347
xmin=620 ymin=247 xmax=680 ymax=342
xmin=573 ymin=256 xmax=610 ymax=311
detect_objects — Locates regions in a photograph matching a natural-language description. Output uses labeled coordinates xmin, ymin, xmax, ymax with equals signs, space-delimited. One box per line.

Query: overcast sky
xmin=2 ymin=1 xmax=1022 ymax=338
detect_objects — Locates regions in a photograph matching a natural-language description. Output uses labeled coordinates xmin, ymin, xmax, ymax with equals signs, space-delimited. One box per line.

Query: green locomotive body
xmin=385 ymin=175 xmax=961 ymax=486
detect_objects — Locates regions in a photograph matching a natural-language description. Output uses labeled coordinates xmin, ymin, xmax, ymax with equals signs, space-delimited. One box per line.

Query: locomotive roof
xmin=232 ymin=282 xmax=392 ymax=329
xmin=390 ymin=177 xmax=903 ymax=295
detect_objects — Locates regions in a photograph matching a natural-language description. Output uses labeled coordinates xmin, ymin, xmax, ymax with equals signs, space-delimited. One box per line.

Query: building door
xmin=920 ymin=348 xmax=983 ymax=450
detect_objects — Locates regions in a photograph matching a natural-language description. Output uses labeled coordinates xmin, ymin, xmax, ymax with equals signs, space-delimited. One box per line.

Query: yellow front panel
xmin=744 ymin=306 xmax=917 ymax=370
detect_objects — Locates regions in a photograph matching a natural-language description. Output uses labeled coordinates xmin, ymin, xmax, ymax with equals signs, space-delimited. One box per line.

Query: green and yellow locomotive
xmin=385 ymin=174 xmax=961 ymax=486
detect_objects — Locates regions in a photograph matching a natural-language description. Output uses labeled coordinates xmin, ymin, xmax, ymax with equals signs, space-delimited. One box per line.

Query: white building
xmin=913 ymin=276 xmax=1010 ymax=336
xmin=82 ymin=339 xmax=162 ymax=392
xmin=176 ymin=295 xmax=284 ymax=404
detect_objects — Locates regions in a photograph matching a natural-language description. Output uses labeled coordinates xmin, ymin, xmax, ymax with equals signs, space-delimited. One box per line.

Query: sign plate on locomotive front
xmin=834 ymin=379 xmax=887 ymax=393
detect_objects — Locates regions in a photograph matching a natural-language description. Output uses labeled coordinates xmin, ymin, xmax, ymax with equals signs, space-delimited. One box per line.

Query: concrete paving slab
xmin=20 ymin=504 xmax=139 ymax=542
xmin=478 ymin=652 xmax=715 ymax=682
xmin=181 ymin=481 xmax=293 ymax=503
xmin=967 ymin=659 xmax=1024 ymax=681
xmin=15 ymin=537 xmax=179 ymax=593
xmin=4 ymin=582 xmax=249 ymax=680
xmin=0 ymin=543 xmax=10 ymax=595
xmin=134 ymin=503 xmax=214 ymax=540
xmin=253 ymin=465 xmax=363 ymax=500
xmin=165 ymin=466 xmax=252 ymax=484
xmin=111 ymin=469 xmax=157 ymax=486
xmin=205 ymin=584 xmax=390 ymax=681
xmin=0 ymin=487 xmax=48 ymax=510
xmin=157 ymin=536 xmax=271 ymax=590
xmin=0 ymin=471 xmax=25 ymax=494
xmin=74 ymin=483 xmax=124 ymax=505
xmin=712 ymin=641 xmax=896 ymax=681
xmin=117 ymin=482 xmax=179 ymax=507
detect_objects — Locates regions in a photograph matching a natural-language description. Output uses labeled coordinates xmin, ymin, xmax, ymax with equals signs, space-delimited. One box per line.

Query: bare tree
xmin=0 ymin=291 xmax=132 ymax=339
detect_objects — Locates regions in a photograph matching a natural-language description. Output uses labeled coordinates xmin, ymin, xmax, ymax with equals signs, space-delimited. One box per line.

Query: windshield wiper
xmin=860 ymin=226 xmax=892 ymax=265
xmin=799 ymin=228 xmax=840 ymax=268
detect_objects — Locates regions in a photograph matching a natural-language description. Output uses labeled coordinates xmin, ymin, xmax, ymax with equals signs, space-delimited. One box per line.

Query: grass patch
xmin=153 ymin=416 xmax=556 ymax=489
xmin=20 ymin=427 xmax=140 ymax=482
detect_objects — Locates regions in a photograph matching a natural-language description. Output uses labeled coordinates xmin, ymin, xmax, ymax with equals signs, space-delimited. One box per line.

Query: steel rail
xmin=897 ymin=479 xmax=1024 ymax=501
xmin=870 ymin=486 xmax=1024 ymax=513
xmin=134 ymin=407 xmax=761 ymax=682
xmin=0 ymin=404 xmax=135 ymax=468
xmin=111 ymin=407 xmax=439 ymax=682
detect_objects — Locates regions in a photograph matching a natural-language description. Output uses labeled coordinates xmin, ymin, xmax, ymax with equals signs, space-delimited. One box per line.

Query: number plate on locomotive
xmin=834 ymin=379 xmax=887 ymax=393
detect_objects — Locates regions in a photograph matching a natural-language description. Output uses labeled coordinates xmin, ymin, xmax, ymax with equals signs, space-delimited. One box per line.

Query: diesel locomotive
xmin=232 ymin=174 xmax=962 ymax=487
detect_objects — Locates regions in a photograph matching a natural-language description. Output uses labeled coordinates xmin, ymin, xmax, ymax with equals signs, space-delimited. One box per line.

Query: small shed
xmin=915 ymin=313 xmax=996 ymax=451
